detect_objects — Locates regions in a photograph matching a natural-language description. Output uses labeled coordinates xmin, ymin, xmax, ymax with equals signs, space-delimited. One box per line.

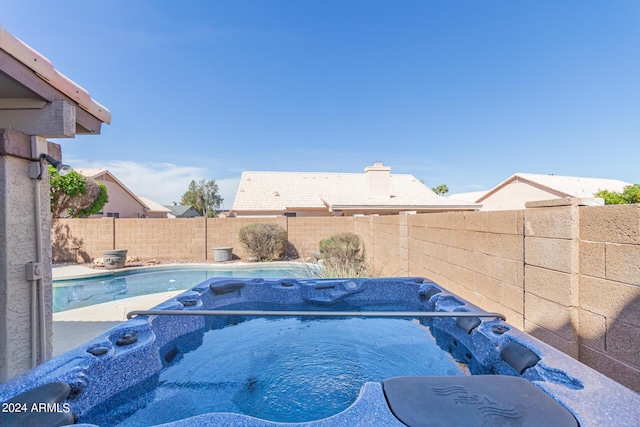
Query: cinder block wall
xmin=523 ymin=202 xmax=581 ymax=358
xmin=577 ymin=204 xmax=640 ymax=392
xmin=369 ymin=214 xmax=409 ymax=276
xmin=115 ymin=218 xmax=207 ymax=261
xmin=52 ymin=217 xmax=114 ymax=263
xmin=405 ymin=210 xmax=525 ymax=329
xmin=286 ymin=216 xmax=354 ymax=259
xmin=207 ymin=217 xmax=287 ymax=260
xmin=354 ymin=216 xmax=377 ymax=269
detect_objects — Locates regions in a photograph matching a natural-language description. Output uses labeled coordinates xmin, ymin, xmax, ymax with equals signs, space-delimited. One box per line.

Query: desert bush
xmin=238 ymin=223 xmax=288 ymax=261
xmin=320 ymin=232 xmax=365 ymax=264
xmin=318 ymin=232 xmax=370 ymax=277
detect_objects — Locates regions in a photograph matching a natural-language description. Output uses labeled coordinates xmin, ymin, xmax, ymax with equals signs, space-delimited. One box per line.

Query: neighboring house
xmin=214 ymin=209 xmax=232 ymax=218
xmin=470 ymin=173 xmax=631 ymax=211
xmin=137 ymin=196 xmax=171 ymax=218
xmin=75 ymin=169 xmax=168 ymax=218
xmin=164 ymin=203 xmax=202 ymax=218
xmin=447 ymin=191 xmax=489 ymax=203
xmin=231 ymin=162 xmax=480 ymax=217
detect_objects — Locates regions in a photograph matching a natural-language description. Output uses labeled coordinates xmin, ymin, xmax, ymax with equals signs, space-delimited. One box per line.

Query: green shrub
xmin=320 ymin=232 xmax=365 ymax=264
xmin=238 ymin=223 xmax=288 ymax=261
xmin=595 ymin=184 xmax=640 ymax=205
xmin=49 ymin=166 xmax=108 ymax=218
xmin=318 ymin=232 xmax=369 ymax=277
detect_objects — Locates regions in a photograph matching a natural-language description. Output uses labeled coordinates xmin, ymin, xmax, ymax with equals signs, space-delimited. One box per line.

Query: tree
xmin=49 ymin=166 xmax=108 ymax=218
xmin=432 ymin=184 xmax=449 ymax=196
xmin=180 ymin=179 xmax=223 ymax=217
xmin=595 ymin=184 xmax=640 ymax=205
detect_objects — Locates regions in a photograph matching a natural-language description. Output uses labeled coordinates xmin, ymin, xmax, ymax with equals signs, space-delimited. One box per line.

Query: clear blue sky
xmin=2 ymin=1 xmax=639 ymax=208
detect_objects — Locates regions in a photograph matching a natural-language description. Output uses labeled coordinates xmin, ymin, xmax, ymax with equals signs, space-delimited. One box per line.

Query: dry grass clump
xmin=295 ymin=232 xmax=383 ymax=278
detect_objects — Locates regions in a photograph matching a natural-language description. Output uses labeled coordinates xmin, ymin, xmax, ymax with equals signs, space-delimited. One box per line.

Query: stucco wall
xmin=92 ymin=174 xmax=146 ymax=218
xmin=51 ymin=206 xmax=640 ymax=391
xmin=480 ymin=180 xmax=566 ymax=211
xmin=1 ymin=131 xmax=54 ymax=382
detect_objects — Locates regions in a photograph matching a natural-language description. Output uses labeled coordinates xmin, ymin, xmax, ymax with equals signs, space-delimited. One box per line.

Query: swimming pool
xmin=2 ymin=277 xmax=639 ymax=426
xmin=53 ymin=264 xmax=313 ymax=312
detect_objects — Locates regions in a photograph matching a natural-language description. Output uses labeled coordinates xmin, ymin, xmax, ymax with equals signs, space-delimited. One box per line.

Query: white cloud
xmin=67 ymin=159 xmax=240 ymax=209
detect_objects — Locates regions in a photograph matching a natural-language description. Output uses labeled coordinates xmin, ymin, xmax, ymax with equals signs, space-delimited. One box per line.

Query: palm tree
xmin=431 ymin=184 xmax=449 ymax=196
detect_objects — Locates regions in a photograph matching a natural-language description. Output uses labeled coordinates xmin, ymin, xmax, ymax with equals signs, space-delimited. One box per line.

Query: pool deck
xmin=51 ymin=265 xmax=201 ymax=356
xmin=52 ymin=290 xmax=183 ymax=356
xmin=53 ymin=264 xmax=104 ymax=280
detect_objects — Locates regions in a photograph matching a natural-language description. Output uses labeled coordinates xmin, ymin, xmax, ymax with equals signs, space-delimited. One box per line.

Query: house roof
xmin=447 ymin=191 xmax=489 ymax=203
xmin=478 ymin=173 xmax=631 ymax=202
xmin=0 ymin=23 xmax=111 ymax=130
xmin=137 ymin=196 xmax=171 ymax=214
xmin=74 ymin=168 xmax=107 ymax=178
xmin=163 ymin=204 xmax=200 ymax=217
xmin=232 ymin=169 xmax=480 ymax=212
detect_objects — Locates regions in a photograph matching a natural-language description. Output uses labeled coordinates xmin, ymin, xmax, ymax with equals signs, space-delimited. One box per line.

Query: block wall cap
xmin=525 ymin=197 xmax=604 ymax=209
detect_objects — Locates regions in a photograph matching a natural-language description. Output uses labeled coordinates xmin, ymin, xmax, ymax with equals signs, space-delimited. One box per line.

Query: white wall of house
xmin=479 ymin=181 xmax=565 ymax=211
xmin=145 ymin=211 xmax=168 ymax=219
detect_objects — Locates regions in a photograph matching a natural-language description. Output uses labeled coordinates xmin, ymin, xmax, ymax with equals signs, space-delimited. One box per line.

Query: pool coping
xmin=52 ymin=261 xmax=314 ymax=281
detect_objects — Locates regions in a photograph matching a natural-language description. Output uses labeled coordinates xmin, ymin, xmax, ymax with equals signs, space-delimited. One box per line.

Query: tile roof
xmin=163 ymin=205 xmax=201 ymax=217
xmin=232 ymin=169 xmax=480 ymax=212
xmin=448 ymin=191 xmax=489 ymax=203
xmin=137 ymin=196 xmax=171 ymax=213
xmin=73 ymin=168 xmax=106 ymax=178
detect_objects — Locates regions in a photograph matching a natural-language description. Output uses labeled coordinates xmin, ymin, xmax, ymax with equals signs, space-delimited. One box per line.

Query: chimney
xmin=364 ymin=161 xmax=391 ymax=200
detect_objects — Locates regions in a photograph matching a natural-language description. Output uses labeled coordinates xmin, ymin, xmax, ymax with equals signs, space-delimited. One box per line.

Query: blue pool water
xmin=94 ymin=316 xmax=467 ymax=426
xmin=53 ymin=267 xmax=307 ymax=312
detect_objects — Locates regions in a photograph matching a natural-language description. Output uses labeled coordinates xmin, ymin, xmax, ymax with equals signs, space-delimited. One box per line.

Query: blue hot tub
xmin=1 ymin=277 xmax=638 ymax=426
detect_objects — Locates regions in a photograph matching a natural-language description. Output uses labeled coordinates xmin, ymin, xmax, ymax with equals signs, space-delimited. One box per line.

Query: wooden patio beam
xmin=0 ymin=99 xmax=75 ymax=138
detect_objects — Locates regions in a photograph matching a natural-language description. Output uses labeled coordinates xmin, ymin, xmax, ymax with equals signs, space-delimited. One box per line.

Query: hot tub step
xmin=382 ymin=376 xmax=578 ymax=427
